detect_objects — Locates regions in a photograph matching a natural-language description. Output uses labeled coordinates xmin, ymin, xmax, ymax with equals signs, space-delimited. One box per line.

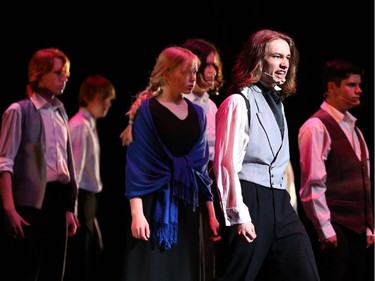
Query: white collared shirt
xmin=68 ymin=108 xmax=102 ymax=193
xmin=298 ymin=101 xmax=370 ymax=240
xmin=0 ymin=93 xmax=70 ymax=183
xmin=184 ymin=92 xmax=217 ymax=161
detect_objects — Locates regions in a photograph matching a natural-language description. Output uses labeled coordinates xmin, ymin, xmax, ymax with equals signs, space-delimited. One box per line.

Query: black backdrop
xmin=2 ymin=1 xmax=374 ymax=280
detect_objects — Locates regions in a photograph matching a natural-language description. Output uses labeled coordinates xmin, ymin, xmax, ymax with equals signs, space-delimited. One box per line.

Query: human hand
xmin=366 ymin=235 xmax=374 ymax=248
xmin=319 ymin=235 xmax=337 ymax=249
xmin=66 ymin=211 xmax=78 ymax=237
xmin=131 ymin=214 xmax=150 ymax=240
xmin=4 ymin=208 xmax=30 ymax=240
xmin=205 ymin=200 xmax=221 ymax=241
xmin=208 ymin=215 xmax=221 ymax=242
xmin=236 ymin=222 xmax=256 ymax=243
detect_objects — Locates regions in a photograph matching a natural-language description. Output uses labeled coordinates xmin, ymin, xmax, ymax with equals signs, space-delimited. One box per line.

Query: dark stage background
xmin=2 ymin=2 xmax=374 ymax=280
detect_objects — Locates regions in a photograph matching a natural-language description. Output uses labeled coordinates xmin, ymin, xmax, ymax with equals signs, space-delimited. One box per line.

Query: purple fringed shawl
xmin=125 ymin=98 xmax=213 ymax=251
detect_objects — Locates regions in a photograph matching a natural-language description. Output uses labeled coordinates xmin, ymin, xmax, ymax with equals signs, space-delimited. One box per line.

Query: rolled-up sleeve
xmin=0 ymin=103 xmax=22 ymax=173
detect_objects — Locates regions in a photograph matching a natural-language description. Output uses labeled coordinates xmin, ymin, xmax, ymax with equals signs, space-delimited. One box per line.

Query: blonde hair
xmin=120 ymin=46 xmax=199 ymax=146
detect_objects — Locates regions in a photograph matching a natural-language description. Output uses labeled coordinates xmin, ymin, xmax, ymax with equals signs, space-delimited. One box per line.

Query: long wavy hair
xmin=227 ymin=29 xmax=299 ymax=100
xmin=182 ymin=38 xmax=224 ymax=93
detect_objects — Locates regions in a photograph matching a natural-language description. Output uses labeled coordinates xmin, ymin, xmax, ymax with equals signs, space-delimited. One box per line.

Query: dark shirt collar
xmin=255 ymin=82 xmax=281 ymax=104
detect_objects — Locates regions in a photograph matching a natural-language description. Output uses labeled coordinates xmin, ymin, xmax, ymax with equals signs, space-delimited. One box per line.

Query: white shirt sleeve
xmin=298 ymin=117 xmax=336 ymax=240
xmin=214 ymin=94 xmax=251 ymax=225
xmin=0 ymin=103 xmax=22 ymax=173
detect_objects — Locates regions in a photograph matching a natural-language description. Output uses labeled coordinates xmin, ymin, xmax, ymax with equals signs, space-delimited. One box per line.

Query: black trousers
xmin=216 ymin=181 xmax=320 ymax=281
xmin=200 ymin=161 xmax=226 ymax=281
xmin=1 ymin=182 xmax=68 ymax=281
xmin=306 ymin=221 xmax=370 ymax=281
xmin=64 ymin=189 xmax=102 ymax=281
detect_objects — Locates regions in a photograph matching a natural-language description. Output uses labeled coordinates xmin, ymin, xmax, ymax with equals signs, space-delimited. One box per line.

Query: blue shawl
xmin=125 ymin=98 xmax=213 ymax=251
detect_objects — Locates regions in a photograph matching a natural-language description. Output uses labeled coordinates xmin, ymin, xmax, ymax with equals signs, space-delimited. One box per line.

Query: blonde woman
xmin=121 ymin=46 xmax=220 ymax=281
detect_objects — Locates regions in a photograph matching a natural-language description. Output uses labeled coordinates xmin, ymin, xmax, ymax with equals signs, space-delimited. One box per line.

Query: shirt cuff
xmin=227 ymin=203 xmax=251 ymax=225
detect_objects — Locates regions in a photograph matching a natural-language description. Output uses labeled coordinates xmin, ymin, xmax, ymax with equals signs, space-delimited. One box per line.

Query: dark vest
xmin=313 ymin=109 xmax=374 ymax=233
xmin=12 ymin=98 xmax=77 ymax=211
